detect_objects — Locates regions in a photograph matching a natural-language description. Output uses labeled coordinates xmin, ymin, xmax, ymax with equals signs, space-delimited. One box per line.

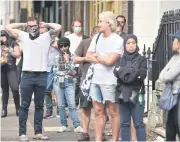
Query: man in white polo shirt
xmin=6 ymin=17 xmax=62 ymax=141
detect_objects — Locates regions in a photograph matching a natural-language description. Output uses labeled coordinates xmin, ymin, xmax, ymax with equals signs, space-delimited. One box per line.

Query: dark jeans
xmin=75 ymin=75 xmax=81 ymax=106
xmin=166 ymin=95 xmax=180 ymax=141
xmin=119 ymin=96 xmax=146 ymax=141
xmin=1 ymin=64 xmax=20 ymax=111
xmin=19 ymin=71 xmax=47 ymax=136
xmin=45 ymin=68 xmax=54 ymax=113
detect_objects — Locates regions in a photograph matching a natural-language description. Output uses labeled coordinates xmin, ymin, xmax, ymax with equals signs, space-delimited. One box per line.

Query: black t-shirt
xmin=6 ymin=40 xmax=18 ymax=66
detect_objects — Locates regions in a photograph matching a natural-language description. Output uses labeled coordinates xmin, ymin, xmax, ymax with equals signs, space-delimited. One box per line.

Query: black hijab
xmin=120 ymin=34 xmax=140 ymax=67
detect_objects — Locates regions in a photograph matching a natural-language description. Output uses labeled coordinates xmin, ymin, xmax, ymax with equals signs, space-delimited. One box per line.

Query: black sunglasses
xmin=59 ymin=44 xmax=69 ymax=48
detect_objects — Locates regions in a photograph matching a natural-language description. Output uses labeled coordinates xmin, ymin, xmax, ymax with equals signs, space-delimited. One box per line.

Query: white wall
xmin=133 ymin=0 xmax=160 ymax=52
xmin=133 ymin=0 xmax=180 ymax=53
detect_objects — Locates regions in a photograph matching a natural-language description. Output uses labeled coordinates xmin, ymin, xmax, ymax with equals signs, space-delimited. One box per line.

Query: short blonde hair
xmin=99 ymin=11 xmax=117 ymax=32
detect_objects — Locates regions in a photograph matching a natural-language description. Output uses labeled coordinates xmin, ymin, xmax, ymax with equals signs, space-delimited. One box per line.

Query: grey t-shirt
xmin=19 ymin=31 xmax=51 ymax=71
xmin=75 ymin=38 xmax=91 ymax=81
xmin=88 ymin=33 xmax=124 ymax=85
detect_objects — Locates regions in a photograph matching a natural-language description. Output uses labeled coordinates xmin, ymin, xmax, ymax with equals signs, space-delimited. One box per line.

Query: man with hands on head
xmin=5 ymin=17 xmax=62 ymax=141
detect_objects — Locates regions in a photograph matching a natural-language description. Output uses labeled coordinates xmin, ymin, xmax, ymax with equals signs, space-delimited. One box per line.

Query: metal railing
xmin=143 ymin=9 xmax=180 ymax=126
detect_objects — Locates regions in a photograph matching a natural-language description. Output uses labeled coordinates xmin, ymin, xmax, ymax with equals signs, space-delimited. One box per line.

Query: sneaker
xmin=19 ymin=134 xmax=29 ymax=141
xmin=44 ymin=112 xmax=53 ymax=119
xmin=57 ymin=126 xmax=67 ymax=133
xmin=56 ymin=115 xmax=60 ymax=118
xmin=74 ymin=126 xmax=83 ymax=133
xmin=78 ymin=132 xmax=90 ymax=141
xmin=1 ymin=110 xmax=7 ymax=118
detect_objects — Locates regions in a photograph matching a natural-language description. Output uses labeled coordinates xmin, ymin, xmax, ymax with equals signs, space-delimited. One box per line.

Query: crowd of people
xmin=1 ymin=10 xmax=180 ymax=141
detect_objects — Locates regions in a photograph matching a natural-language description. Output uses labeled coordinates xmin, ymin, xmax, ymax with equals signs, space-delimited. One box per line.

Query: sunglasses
xmin=59 ymin=45 xmax=69 ymax=48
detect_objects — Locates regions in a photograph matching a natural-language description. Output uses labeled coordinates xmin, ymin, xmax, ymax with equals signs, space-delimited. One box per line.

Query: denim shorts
xmin=89 ymin=83 xmax=117 ymax=104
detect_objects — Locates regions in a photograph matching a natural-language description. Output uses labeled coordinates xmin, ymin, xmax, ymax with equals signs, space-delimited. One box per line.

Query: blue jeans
xmin=53 ymin=76 xmax=80 ymax=128
xmin=19 ymin=71 xmax=47 ymax=136
xmin=45 ymin=67 xmax=54 ymax=113
xmin=119 ymin=95 xmax=146 ymax=141
xmin=89 ymin=83 xmax=117 ymax=103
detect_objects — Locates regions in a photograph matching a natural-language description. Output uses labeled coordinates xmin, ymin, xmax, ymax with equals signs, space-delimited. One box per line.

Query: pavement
xmin=1 ymin=94 xmax=112 ymax=141
xmin=1 ymin=92 xmax=160 ymax=141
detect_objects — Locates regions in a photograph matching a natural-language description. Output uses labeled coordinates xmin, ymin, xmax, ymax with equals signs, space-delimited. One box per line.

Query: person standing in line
xmin=114 ymin=34 xmax=147 ymax=141
xmin=74 ymin=26 xmax=101 ymax=141
xmin=6 ymin=17 xmax=62 ymax=141
xmin=116 ymin=15 xmax=127 ymax=38
xmin=1 ymin=30 xmax=21 ymax=118
xmin=66 ymin=20 xmax=88 ymax=107
xmin=53 ymin=37 xmax=83 ymax=133
xmin=159 ymin=31 xmax=180 ymax=141
xmin=86 ymin=11 xmax=124 ymax=141
xmin=39 ymin=26 xmax=59 ymax=119
xmin=117 ymin=15 xmax=137 ymax=141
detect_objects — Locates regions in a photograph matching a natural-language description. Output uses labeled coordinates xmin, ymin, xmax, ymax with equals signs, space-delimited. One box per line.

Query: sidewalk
xmin=1 ymin=100 xmax=112 ymax=141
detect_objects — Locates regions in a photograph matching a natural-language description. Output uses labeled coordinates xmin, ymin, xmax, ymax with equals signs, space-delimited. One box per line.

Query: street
xmin=1 ymin=93 xmax=112 ymax=141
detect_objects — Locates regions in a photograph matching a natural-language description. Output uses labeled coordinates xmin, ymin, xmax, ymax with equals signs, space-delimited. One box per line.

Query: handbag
xmin=158 ymin=83 xmax=178 ymax=111
xmin=81 ymin=33 xmax=101 ymax=101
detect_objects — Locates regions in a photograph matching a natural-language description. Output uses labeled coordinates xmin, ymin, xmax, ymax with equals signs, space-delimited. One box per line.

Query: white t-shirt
xmin=18 ymin=31 xmax=51 ymax=72
xmin=88 ymin=33 xmax=124 ymax=85
xmin=66 ymin=33 xmax=83 ymax=55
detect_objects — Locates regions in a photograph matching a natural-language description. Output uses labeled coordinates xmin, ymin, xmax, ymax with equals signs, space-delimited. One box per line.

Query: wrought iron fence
xmin=143 ymin=9 xmax=180 ymax=126
xmin=153 ymin=9 xmax=180 ymax=74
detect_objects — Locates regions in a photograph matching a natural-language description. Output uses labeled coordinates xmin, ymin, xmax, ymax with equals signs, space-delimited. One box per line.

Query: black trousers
xmin=166 ymin=95 xmax=180 ymax=141
xmin=75 ymin=75 xmax=81 ymax=106
xmin=1 ymin=64 xmax=20 ymax=111
xmin=19 ymin=71 xmax=47 ymax=135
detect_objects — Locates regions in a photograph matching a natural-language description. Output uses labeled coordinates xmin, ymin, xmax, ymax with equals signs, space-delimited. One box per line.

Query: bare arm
xmin=86 ymin=51 xmax=99 ymax=63
xmin=95 ymin=53 xmax=121 ymax=66
xmin=2 ymin=45 xmax=22 ymax=58
xmin=51 ymin=40 xmax=58 ymax=48
xmin=40 ymin=22 xmax=62 ymax=40
xmin=73 ymin=56 xmax=86 ymax=64
xmin=5 ymin=23 xmax=26 ymax=39
xmin=9 ymin=45 xmax=22 ymax=58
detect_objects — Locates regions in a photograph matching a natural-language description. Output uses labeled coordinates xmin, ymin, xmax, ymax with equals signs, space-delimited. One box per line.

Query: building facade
xmin=0 ymin=0 xmax=33 ymax=30
xmin=1 ymin=1 xmax=132 ymax=36
xmin=89 ymin=0 xmax=129 ymax=33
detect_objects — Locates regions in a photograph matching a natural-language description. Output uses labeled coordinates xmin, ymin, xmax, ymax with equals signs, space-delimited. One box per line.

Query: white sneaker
xmin=56 ymin=115 xmax=60 ymax=118
xmin=57 ymin=126 xmax=67 ymax=133
xmin=74 ymin=126 xmax=83 ymax=133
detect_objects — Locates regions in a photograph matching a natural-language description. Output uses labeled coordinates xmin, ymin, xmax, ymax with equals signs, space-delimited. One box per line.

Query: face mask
xmin=27 ymin=26 xmax=40 ymax=40
xmin=74 ymin=27 xmax=82 ymax=33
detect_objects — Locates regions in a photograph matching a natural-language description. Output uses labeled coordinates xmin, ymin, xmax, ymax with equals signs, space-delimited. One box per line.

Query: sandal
xmin=106 ymin=130 xmax=112 ymax=136
xmin=19 ymin=135 xmax=29 ymax=141
xmin=33 ymin=134 xmax=49 ymax=140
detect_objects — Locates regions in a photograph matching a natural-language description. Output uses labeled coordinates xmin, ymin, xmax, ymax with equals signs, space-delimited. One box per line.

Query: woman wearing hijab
xmin=114 ymin=34 xmax=147 ymax=141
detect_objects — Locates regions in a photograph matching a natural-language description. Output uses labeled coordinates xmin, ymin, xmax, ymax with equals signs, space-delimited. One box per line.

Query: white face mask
xmin=74 ymin=27 xmax=82 ymax=33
